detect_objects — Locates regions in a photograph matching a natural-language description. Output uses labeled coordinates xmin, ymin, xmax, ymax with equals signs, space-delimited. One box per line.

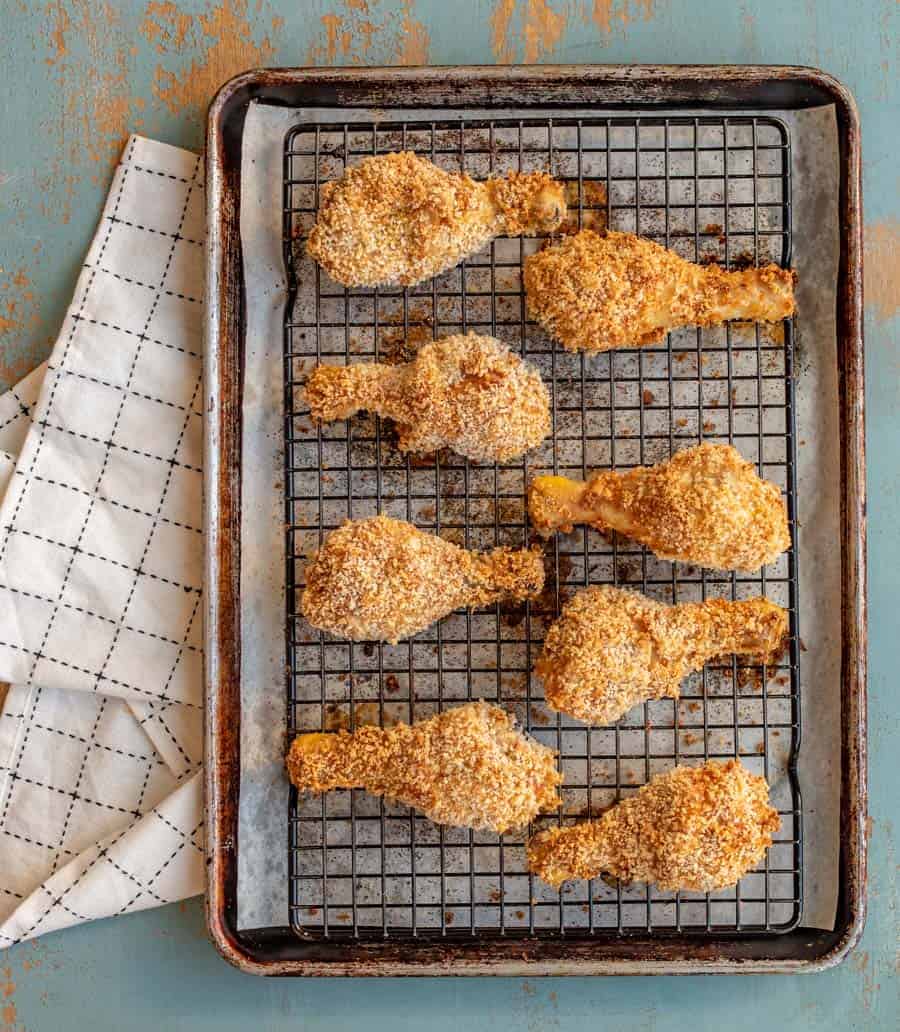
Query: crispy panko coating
xmin=306 ymin=151 xmax=566 ymax=287
xmin=304 ymin=333 xmax=551 ymax=462
xmin=523 ymin=230 xmax=796 ymax=352
xmin=527 ymin=759 xmax=779 ymax=890
xmin=528 ymin=443 xmax=790 ymax=572
xmin=287 ymin=701 xmax=563 ymax=833
xmin=536 ymin=586 xmax=788 ymax=725
xmin=302 ymin=515 xmax=545 ymax=643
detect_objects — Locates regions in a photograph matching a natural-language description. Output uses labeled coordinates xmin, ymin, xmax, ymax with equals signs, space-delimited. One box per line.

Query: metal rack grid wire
xmin=281 ymin=115 xmax=802 ymax=941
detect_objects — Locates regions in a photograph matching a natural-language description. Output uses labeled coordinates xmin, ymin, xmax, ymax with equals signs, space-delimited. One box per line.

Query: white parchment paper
xmin=237 ymin=102 xmax=841 ymax=932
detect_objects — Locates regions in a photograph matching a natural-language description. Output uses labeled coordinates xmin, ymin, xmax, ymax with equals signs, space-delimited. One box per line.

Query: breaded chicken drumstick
xmin=305 ymin=334 xmax=551 ymax=462
xmin=302 ymin=515 xmax=544 ymax=643
xmin=529 ymin=443 xmax=790 ymax=572
xmin=307 ymin=151 xmax=566 ymax=287
xmin=527 ymin=759 xmax=779 ymax=891
xmin=524 ymin=230 xmax=795 ymax=352
xmin=288 ymin=701 xmax=563 ymax=834
xmin=536 ymin=586 xmax=788 ymax=726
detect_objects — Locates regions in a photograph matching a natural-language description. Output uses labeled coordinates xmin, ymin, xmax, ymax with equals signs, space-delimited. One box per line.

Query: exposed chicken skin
xmin=306 ymin=151 xmax=566 ymax=287
xmin=536 ymin=586 xmax=788 ymax=726
xmin=527 ymin=759 xmax=779 ymax=891
xmin=304 ymin=334 xmax=551 ymax=462
xmin=287 ymin=701 xmax=563 ymax=834
xmin=528 ymin=443 xmax=790 ymax=572
xmin=302 ymin=516 xmax=545 ymax=643
xmin=523 ymin=230 xmax=796 ymax=352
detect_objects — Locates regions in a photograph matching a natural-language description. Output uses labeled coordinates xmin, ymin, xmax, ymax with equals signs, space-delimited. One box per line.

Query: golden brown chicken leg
xmin=304 ymin=334 xmax=551 ymax=462
xmin=306 ymin=151 xmax=566 ymax=287
xmin=527 ymin=759 xmax=779 ymax=891
xmin=528 ymin=443 xmax=790 ymax=572
xmin=523 ymin=230 xmax=796 ymax=352
xmin=287 ymin=701 xmax=563 ymax=833
xmin=302 ymin=515 xmax=545 ymax=642
xmin=536 ymin=586 xmax=788 ymax=726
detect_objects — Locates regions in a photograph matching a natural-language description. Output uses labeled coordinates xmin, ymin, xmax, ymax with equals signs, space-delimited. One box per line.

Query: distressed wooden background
xmin=0 ymin=1 xmax=897 ymax=1028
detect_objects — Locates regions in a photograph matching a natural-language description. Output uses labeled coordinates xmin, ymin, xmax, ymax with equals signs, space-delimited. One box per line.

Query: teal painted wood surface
xmin=0 ymin=1 xmax=896 ymax=1028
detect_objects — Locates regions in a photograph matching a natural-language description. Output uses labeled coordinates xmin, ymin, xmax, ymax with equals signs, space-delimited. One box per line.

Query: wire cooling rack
xmin=281 ymin=115 xmax=802 ymax=940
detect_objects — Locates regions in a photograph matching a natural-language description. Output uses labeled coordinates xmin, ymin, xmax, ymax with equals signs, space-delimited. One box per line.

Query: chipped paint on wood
xmin=0 ymin=265 xmax=39 ymax=354
xmin=139 ymin=1 xmax=193 ymax=54
xmin=591 ymin=0 xmax=656 ymax=35
xmin=306 ymin=0 xmax=430 ymax=66
xmin=852 ymin=950 xmax=878 ymax=1011
xmin=489 ymin=0 xmax=660 ymax=62
xmin=45 ymin=0 xmax=70 ymax=64
xmin=397 ymin=0 xmax=430 ymax=64
xmin=0 ymin=966 xmax=15 ymax=1032
xmin=308 ymin=12 xmax=347 ymax=65
xmin=40 ymin=1 xmax=138 ymax=213
xmin=490 ymin=0 xmax=518 ymax=63
xmin=146 ymin=0 xmax=279 ymax=123
xmin=522 ymin=0 xmax=567 ymax=62
xmin=864 ymin=218 xmax=900 ymax=323
xmin=0 ymin=944 xmax=47 ymax=1032
xmin=489 ymin=0 xmax=569 ymax=63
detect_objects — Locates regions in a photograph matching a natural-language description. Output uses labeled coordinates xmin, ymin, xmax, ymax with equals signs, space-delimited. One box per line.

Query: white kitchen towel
xmin=0 ymin=136 xmax=206 ymax=946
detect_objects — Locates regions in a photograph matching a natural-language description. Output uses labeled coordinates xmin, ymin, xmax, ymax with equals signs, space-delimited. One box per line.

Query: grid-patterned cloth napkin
xmin=0 ymin=136 xmax=205 ymax=946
